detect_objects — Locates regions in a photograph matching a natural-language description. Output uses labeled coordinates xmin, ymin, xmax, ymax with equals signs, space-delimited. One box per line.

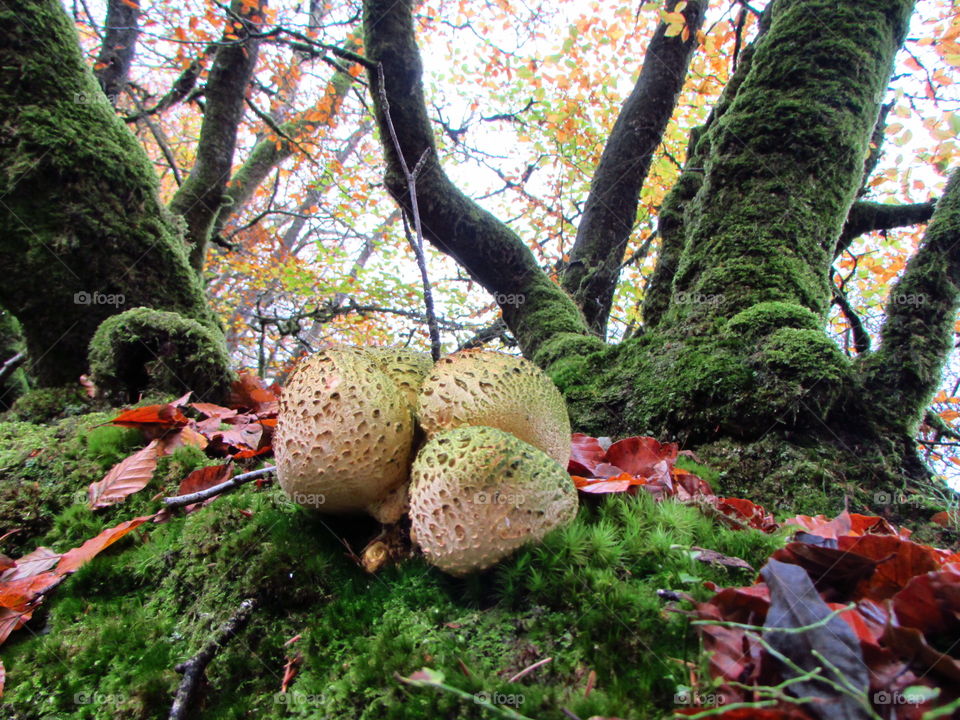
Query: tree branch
xmin=169 ymin=0 xmax=266 ymax=271
xmin=168 ymin=598 xmax=257 ymax=720
xmin=210 ymin=35 xmax=361 ymax=240
xmin=859 ymin=169 xmax=960 ymax=436
xmin=362 ymin=0 xmax=594 ymax=366
xmin=560 ymin=0 xmax=706 ymax=337
xmin=835 ymin=199 xmax=936 ymax=257
xmin=94 ymin=0 xmax=141 ymax=104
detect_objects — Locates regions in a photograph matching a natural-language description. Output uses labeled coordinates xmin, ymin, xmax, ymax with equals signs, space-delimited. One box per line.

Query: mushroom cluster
xmin=273 ymin=346 xmax=579 ymax=575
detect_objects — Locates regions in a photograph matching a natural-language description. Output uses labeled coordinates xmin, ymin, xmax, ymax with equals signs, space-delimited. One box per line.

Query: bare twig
xmin=0 ymin=352 xmax=26 ymax=385
xmin=506 ymin=656 xmax=552 ymax=683
xmin=163 ymin=466 xmax=276 ymax=509
xmin=168 ymin=598 xmax=257 ymax=720
xmin=377 ymin=63 xmax=441 ymax=361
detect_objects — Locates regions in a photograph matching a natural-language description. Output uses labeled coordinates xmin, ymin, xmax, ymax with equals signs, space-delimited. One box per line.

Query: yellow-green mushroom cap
xmin=417 ymin=350 xmax=572 ymax=467
xmin=274 ymin=346 xmax=415 ymax=517
xmin=365 ymin=346 xmax=433 ymax=410
xmin=409 ymin=426 xmax=578 ymax=576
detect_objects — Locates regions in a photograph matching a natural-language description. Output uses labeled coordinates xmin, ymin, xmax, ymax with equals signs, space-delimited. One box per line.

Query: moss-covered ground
xmin=0 ymin=412 xmax=786 ymax=720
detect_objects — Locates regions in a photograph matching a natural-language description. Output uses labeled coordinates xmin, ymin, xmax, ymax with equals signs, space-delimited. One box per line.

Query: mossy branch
xmin=169 ymin=0 xmax=265 ymax=271
xmin=859 ymin=169 xmax=960 ymax=436
xmin=362 ymin=0 xmax=592 ymax=364
xmin=836 ymin=199 xmax=936 ymax=257
xmin=560 ymin=0 xmax=706 ymax=336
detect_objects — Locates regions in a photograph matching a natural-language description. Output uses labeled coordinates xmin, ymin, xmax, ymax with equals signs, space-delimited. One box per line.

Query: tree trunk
xmin=363 ymin=0 xmax=948 ymax=516
xmin=0 ymin=0 xmax=228 ymax=391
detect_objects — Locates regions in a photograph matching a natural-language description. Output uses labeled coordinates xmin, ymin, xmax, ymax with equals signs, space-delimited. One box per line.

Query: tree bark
xmin=0 ymin=0 xmax=226 ymax=388
xmin=363 ymin=0 xmax=937 ymax=515
xmin=94 ymin=0 xmax=141 ymax=104
xmin=169 ymin=0 xmax=265 ymax=271
xmin=560 ymin=0 xmax=705 ymax=336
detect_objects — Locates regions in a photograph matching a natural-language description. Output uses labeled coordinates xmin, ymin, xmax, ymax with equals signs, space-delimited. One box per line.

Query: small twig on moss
xmin=0 ymin=352 xmax=26 ymax=384
xmin=163 ymin=466 xmax=276 ymax=509
xmin=507 ymin=656 xmax=552 ymax=683
xmin=168 ymin=598 xmax=257 ymax=720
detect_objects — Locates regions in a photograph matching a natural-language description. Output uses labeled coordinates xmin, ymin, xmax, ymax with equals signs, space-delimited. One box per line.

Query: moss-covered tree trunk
xmin=362 ymin=0 xmax=959 ymax=516
xmin=0 ymin=0 xmax=230 ymax=396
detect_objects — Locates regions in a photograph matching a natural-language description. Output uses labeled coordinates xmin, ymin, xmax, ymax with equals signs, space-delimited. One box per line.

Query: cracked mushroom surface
xmin=417 ymin=350 xmax=572 ymax=467
xmin=409 ymin=426 xmax=578 ymax=576
xmin=274 ymin=345 xmax=414 ymax=516
xmin=366 ymin=346 xmax=433 ymax=410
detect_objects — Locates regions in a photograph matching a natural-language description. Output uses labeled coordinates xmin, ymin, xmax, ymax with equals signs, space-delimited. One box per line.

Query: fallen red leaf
xmin=88 ymin=440 xmax=162 ymax=508
xmin=229 ymin=372 xmax=279 ymax=415
xmin=569 ymin=433 xmax=606 ymax=475
xmin=280 ymin=653 xmax=302 ymax=693
xmin=55 ymin=515 xmax=154 ymax=576
xmin=110 ymin=404 xmax=189 ymax=429
xmin=0 ymin=607 xmax=33 ymax=645
xmin=178 ymin=463 xmax=234 ymax=496
xmin=0 ymin=547 xmax=60 ymax=582
xmin=605 ymin=436 xmax=678 ymax=477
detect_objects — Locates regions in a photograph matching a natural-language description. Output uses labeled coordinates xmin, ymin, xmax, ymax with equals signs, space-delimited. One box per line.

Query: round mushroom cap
xmin=417 ymin=350 xmax=572 ymax=467
xmin=274 ymin=345 xmax=415 ymax=516
xmin=365 ymin=346 xmax=433 ymax=410
xmin=409 ymin=426 xmax=578 ymax=576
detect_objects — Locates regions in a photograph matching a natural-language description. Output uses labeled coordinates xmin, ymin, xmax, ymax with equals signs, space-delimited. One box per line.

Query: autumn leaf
xmin=54 ymin=515 xmax=154 ymax=576
xmin=109 ymin=403 xmax=189 ymax=430
xmin=88 ymin=440 xmax=162 ymax=508
xmin=178 ymin=463 xmax=233 ymax=496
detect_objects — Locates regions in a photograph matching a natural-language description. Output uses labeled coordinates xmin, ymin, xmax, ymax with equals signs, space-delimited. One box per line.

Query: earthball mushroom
xmin=417 ymin=350 xmax=572 ymax=467
xmin=365 ymin=346 xmax=433 ymax=410
xmin=273 ymin=345 xmax=415 ymax=519
xmin=408 ymin=425 xmax=578 ymax=576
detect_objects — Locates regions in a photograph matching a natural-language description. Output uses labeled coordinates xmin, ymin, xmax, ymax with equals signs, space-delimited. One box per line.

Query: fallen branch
xmin=0 ymin=352 xmax=25 ymax=385
xmin=168 ymin=598 xmax=257 ymax=720
xmin=163 ymin=466 xmax=276 ymax=509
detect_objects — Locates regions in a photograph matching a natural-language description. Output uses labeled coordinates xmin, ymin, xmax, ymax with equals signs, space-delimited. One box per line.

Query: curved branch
xmin=362 ymin=0 xmax=593 ymax=365
xmin=859 ymin=169 xmax=960 ymax=435
xmin=835 ymin=199 xmax=936 ymax=257
xmin=560 ymin=0 xmax=706 ymax=336
xmin=169 ymin=0 xmax=265 ymax=271
xmin=94 ymin=0 xmax=141 ymax=104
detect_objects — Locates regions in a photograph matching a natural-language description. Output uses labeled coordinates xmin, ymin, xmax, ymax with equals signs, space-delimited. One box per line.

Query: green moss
xmin=88 ymin=307 xmax=233 ymax=404
xmin=724 ymin=301 xmax=821 ymax=341
xmin=8 ymin=386 xmax=92 ymax=423
xmin=1 ymin=454 xmax=788 ymax=720
xmin=0 ymin=308 xmax=29 ymax=409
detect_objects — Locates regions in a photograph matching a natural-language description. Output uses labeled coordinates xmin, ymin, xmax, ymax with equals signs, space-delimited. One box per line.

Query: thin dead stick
xmin=507 ymin=656 xmax=552 ymax=683
xmin=168 ymin=598 xmax=257 ymax=720
xmin=377 ymin=63 xmax=441 ymax=361
xmin=163 ymin=466 xmax=276 ymax=509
